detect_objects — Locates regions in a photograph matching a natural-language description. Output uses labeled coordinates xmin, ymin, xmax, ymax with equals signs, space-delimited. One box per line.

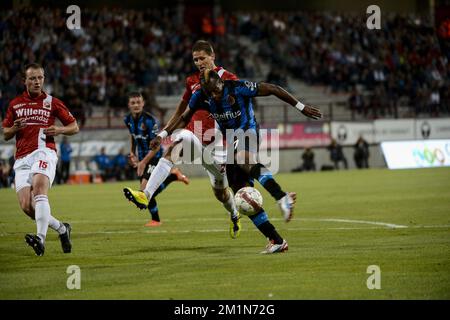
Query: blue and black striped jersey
xmin=124 ymin=112 xmax=163 ymax=161
xmin=188 ymin=80 xmax=259 ymax=134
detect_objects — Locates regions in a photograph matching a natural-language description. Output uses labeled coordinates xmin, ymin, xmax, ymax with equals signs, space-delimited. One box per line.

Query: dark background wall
xmin=3 ymin=0 xmax=434 ymax=13
xmin=220 ymin=0 xmax=428 ymax=13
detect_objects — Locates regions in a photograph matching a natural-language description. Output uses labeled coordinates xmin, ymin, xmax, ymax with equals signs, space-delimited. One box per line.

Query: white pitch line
xmin=300 ymin=218 xmax=408 ymax=229
xmin=66 ymin=217 xmax=408 ymax=229
xmin=0 ymin=225 xmax=449 ymax=237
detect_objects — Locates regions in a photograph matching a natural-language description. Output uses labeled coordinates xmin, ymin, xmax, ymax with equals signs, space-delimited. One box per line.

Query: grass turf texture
xmin=0 ymin=167 xmax=449 ymax=299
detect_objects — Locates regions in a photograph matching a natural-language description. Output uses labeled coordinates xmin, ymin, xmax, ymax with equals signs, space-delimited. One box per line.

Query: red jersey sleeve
xmin=222 ymin=71 xmax=239 ymax=81
xmin=182 ymin=78 xmax=193 ymax=103
xmin=53 ymin=98 xmax=76 ymax=125
xmin=2 ymin=101 xmax=15 ymax=128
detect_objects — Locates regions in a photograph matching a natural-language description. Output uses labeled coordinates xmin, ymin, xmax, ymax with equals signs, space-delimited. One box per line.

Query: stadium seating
xmin=1 ymin=7 xmax=448 ymax=127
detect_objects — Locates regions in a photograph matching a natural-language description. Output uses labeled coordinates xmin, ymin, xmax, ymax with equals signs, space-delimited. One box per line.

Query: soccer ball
xmin=234 ymin=187 xmax=263 ymax=216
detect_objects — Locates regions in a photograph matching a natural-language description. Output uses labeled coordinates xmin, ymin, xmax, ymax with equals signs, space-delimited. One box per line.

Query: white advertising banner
xmin=381 ymin=139 xmax=450 ymax=169
xmin=72 ymin=141 xmax=127 ymax=157
xmin=374 ymin=119 xmax=415 ymax=142
xmin=330 ymin=122 xmax=375 ymax=145
xmin=414 ymin=119 xmax=450 ymax=140
xmin=331 ymin=118 xmax=450 ymax=145
xmin=0 ymin=145 xmax=14 ymax=159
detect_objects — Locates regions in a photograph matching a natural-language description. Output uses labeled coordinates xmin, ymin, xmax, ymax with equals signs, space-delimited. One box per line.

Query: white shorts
xmin=13 ymin=148 xmax=58 ymax=193
xmin=172 ymin=129 xmax=228 ymax=189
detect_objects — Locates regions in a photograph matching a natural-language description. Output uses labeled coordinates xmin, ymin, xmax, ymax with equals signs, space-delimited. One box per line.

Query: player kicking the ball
xmin=123 ymin=40 xmax=242 ymax=238
xmin=2 ymin=63 xmax=79 ymax=256
xmin=150 ymin=69 xmax=322 ymax=253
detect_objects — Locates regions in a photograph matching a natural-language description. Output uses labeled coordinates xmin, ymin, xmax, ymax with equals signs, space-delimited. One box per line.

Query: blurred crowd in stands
xmin=236 ymin=11 xmax=449 ymax=118
xmin=0 ymin=156 xmax=14 ymax=188
xmin=92 ymin=147 xmax=135 ymax=182
xmin=0 ymin=6 xmax=449 ymax=127
xmin=0 ymin=7 xmax=257 ymax=127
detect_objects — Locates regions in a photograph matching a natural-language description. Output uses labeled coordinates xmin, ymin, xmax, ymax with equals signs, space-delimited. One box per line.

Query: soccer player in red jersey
xmin=124 ymin=40 xmax=243 ymax=238
xmin=2 ymin=63 xmax=79 ymax=256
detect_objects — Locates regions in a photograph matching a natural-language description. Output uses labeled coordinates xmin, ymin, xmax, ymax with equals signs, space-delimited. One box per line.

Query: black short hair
xmin=192 ymin=40 xmax=214 ymax=55
xmin=23 ymin=63 xmax=44 ymax=79
xmin=127 ymin=91 xmax=144 ymax=101
xmin=200 ymin=69 xmax=220 ymax=94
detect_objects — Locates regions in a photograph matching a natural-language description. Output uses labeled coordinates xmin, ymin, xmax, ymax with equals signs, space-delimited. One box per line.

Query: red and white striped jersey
xmin=2 ymin=91 xmax=76 ymax=159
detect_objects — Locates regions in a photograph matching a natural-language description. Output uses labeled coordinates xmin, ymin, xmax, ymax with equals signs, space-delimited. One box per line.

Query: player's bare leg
xmin=17 ymin=187 xmax=34 ymax=219
xmin=170 ymin=167 xmax=189 ymax=185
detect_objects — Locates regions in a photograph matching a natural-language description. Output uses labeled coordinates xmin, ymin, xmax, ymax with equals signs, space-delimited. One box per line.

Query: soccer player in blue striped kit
xmin=151 ymin=69 xmax=322 ymax=253
xmin=124 ymin=92 xmax=189 ymax=227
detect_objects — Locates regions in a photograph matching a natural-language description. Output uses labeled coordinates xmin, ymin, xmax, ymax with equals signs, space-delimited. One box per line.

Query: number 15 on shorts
xmin=39 ymin=160 xmax=48 ymax=169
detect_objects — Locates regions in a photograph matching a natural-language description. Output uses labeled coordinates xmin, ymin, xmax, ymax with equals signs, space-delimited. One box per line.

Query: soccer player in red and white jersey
xmin=124 ymin=40 xmax=243 ymax=238
xmin=175 ymin=45 xmax=238 ymax=145
xmin=2 ymin=63 xmax=79 ymax=256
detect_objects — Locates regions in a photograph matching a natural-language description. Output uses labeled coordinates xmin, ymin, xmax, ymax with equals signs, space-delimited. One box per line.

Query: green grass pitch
xmin=0 ymin=167 xmax=449 ymax=299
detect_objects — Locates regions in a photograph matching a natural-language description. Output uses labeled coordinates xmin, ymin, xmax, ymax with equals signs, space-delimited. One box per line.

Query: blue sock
xmin=249 ymin=210 xmax=269 ymax=227
xmin=148 ymin=198 xmax=160 ymax=222
xmin=249 ymin=164 xmax=285 ymax=201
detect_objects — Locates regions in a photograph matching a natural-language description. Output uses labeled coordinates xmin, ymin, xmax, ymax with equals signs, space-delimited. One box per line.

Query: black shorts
xmin=225 ymin=128 xmax=259 ymax=193
xmin=226 ymin=164 xmax=254 ymax=193
xmin=226 ymin=128 xmax=260 ymax=155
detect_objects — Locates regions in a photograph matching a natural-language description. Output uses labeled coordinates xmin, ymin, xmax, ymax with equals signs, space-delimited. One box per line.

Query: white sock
xmin=34 ymin=195 xmax=50 ymax=243
xmin=223 ymin=188 xmax=239 ymax=219
xmin=48 ymin=216 xmax=67 ymax=235
xmin=202 ymin=161 xmax=224 ymax=182
xmin=144 ymin=158 xmax=174 ymax=199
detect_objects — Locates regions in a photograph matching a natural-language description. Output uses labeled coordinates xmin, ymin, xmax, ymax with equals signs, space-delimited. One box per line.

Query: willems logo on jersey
xmin=15 ymin=108 xmax=50 ymax=118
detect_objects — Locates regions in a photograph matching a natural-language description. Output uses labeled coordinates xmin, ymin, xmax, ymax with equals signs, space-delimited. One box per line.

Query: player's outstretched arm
xmin=3 ymin=119 xmax=27 ymax=141
xmin=128 ymin=136 xmax=138 ymax=168
xmin=44 ymin=121 xmax=79 ymax=136
xmin=257 ymin=82 xmax=322 ymax=120
xmin=163 ymin=100 xmax=189 ymax=131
